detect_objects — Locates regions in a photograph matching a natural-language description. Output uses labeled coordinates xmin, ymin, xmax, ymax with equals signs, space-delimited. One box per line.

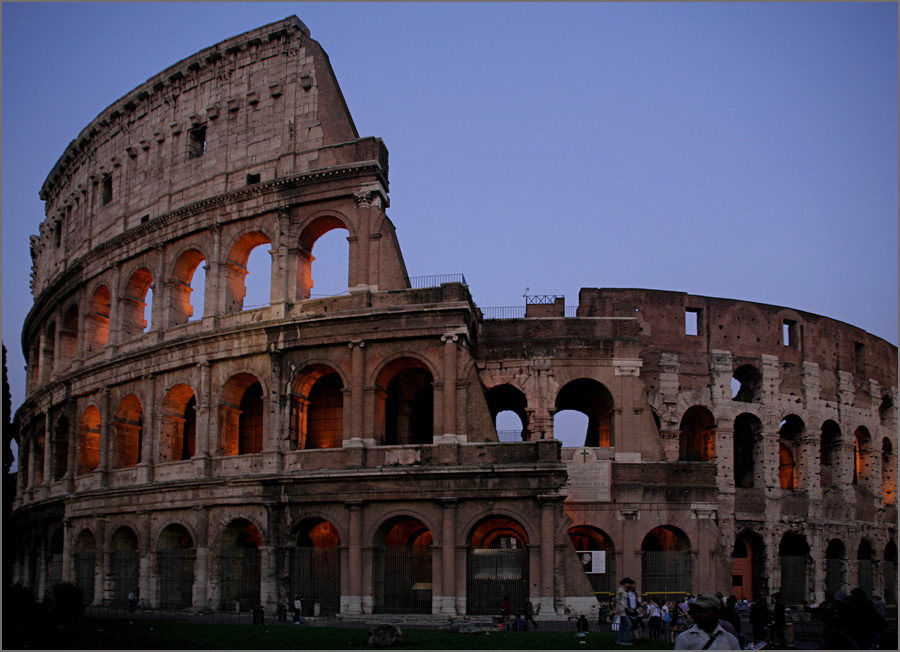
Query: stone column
xmin=207 ymin=223 xmax=223 ymax=326
xmin=194 ymin=361 xmax=212 ymax=476
xmin=193 ymin=508 xmax=210 ymax=609
xmin=98 ymin=388 xmax=111 ymax=485
xmin=42 ymin=411 xmax=53 ymax=488
xmin=150 ymin=243 xmax=166 ymax=338
xmin=352 ymin=192 xmax=372 ymax=290
xmin=441 ymin=334 xmax=458 ymax=436
xmin=259 ymin=545 xmax=277 ymax=613
xmin=137 ymin=374 xmax=156 ymax=484
xmin=439 ymin=499 xmax=457 ymax=615
xmin=347 ymin=341 xmax=366 ymax=445
xmin=345 ymin=502 xmax=363 ymax=614
xmin=107 ymin=263 xmax=121 ymax=353
xmin=265 ymin=350 xmax=283 ymax=473
xmin=139 ymin=512 xmax=153 ymax=606
xmin=539 ymin=498 xmax=556 ymax=613
xmin=271 ymin=208 xmax=291 ymax=310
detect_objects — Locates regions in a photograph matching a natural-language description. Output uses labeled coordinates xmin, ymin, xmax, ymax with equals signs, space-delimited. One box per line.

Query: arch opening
xmin=373 ymin=516 xmax=432 ymax=614
xmin=157 ymin=524 xmax=195 ymax=609
xmin=778 ymin=532 xmax=810 ymax=604
xmin=219 ymin=519 xmax=262 ymax=612
xmin=112 ymin=395 xmax=143 ymax=469
xmin=466 ymin=516 xmax=529 ymax=616
xmin=554 ymin=379 xmax=614 ymax=447
xmin=291 ymin=519 xmax=341 ymax=617
xmin=78 ymin=406 xmax=101 ymax=475
xmin=641 ymin=526 xmax=692 ymax=603
xmin=486 ymin=384 xmax=528 ymax=442
xmin=679 ymin=406 xmax=715 ymax=462
xmin=169 ymin=249 xmax=207 ymax=326
xmin=86 ymin=286 xmax=111 ymax=354
xmin=376 ymin=359 xmax=434 ymax=446
xmin=568 ymin=525 xmax=616 ymax=603
xmin=110 ymin=526 xmax=140 ymax=607
xmin=292 ymin=367 xmax=344 ymax=450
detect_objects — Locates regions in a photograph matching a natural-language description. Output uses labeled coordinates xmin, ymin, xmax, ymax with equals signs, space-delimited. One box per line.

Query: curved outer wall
xmin=12 ymin=16 xmax=897 ymax=619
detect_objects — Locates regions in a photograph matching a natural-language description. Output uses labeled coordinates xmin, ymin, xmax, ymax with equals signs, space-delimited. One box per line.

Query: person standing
xmin=771 ymin=592 xmax=787 ymax=649
xmin=525 ymin=597 xmax=538 ymax=629
xmin=648 ymin=598 xmax=663 ymax=639
xmin=674 ymin=595 xmax=740 ymax=650
xmin=749 ymin=597 xmax=768 ymax=643
xmin=615 ymin=577 xmax=637 ymax=645
xmin=292 ymin=594 xmax=302 ymax=624
xmin=128 ymin=590 xmax=138 ymax=612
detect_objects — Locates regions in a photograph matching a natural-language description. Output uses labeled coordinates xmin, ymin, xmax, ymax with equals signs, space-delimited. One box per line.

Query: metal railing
xmin=481 ymin=306 xmax=526 ymax=320
xmin=525 ymin=294 xmax=563 ymax=305
xmin=409 ymin=274 xmax=467 ymax=289
xmin=497 ymin=430 xmax=523 ymax=442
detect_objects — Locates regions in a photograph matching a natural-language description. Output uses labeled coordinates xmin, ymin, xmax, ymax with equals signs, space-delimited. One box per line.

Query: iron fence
xmin=48 ymin=553 xmax=63 ymax=585
xmin=219 ymin=547 xmax=260 ymax=611
xmin=157 ymin=549 xmax=196 ymax=609
xmin=373 ymin=546 xmax=432 ymax=614
xmin=780 ymin=555 xmax=807 ymax=604
xmin=497 ymin=429 xmax=523 ymax=442
xmin=466 ymin=547 xmax=529 ymax=616
xmin=857 ymin=559 xmax=873 ymax=598
xmin=75 ymin=552 xmax=95 ymax=604
xmin=409 ymin=274 xmax=467 ymax=289
xmin=290 ymin=546 xmax=341 ymax=617
xmin=525 ymin=295 xmax=563 ymax=305
xmin=111 ymin=550 xmax=139 ymax=607
xmin=641 ymin=551 xmax=691 ymax=603
xmin=481 ymin=306 xmax=526 ymax=320
xmin=885 ymin=561 xmax=896 ymax=603
xmin=825 ymin=558 xmax=843 ymax=597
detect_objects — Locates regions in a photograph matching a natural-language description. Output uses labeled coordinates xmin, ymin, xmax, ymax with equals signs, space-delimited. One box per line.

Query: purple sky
xmin=3 ymin=3 xmax=897 ymax=456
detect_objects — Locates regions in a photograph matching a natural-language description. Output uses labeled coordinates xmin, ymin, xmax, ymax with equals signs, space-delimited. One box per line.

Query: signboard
xmin=578 ymin=550 xmax=606 ymax=574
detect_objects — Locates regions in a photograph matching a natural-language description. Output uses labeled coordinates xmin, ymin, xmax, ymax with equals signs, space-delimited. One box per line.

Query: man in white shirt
xmin=674 ymin=595 xmax=740 ymax=650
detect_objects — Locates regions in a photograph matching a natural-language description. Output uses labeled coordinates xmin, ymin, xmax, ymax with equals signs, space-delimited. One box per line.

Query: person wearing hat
xmin=674 ymin=594 xmax=740 ymax=650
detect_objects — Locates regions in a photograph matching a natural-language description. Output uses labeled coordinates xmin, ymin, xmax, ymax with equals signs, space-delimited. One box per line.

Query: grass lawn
xmin=4 ymin=619 xmax=675 ymax=650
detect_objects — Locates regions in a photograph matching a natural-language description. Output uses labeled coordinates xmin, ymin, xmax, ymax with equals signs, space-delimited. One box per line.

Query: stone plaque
xmin=566 ymin=448 xmax=611 ymax=502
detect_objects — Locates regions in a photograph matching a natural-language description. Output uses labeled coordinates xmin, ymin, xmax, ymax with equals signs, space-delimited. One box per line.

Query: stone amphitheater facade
xmin=12 ymin=16 xmax=897 ymax=618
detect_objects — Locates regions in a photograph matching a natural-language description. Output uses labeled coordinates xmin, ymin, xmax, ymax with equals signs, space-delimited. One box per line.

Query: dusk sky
xmin=2 ymin=3 xmax=897 ymax=456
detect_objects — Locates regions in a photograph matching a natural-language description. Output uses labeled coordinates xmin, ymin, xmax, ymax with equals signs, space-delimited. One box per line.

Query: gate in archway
xmin=290 ymin=546 xmax=341 ymax=617
xmin=641 ymin=551 xmax=692 ymax=603
xmin=466 ymin=548 xmax=528 ymax=616
xmin=373 ymin=546 xmax=432 ymax=614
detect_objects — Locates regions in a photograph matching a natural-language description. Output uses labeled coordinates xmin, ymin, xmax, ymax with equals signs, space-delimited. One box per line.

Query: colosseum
xmin=11 ymin=16 xmax=897 ymax=620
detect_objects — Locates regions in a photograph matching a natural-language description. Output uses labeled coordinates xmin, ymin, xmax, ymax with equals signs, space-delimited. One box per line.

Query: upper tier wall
xmin=578 ymin=287 xmax=898 ymax=402
xmin=30 ymin=16 xmax=360 ymax=298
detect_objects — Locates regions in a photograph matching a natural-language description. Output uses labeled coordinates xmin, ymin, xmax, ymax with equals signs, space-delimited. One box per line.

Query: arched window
xmin=112 ymin=395 xmax=143 ymax=469
xmin=43 ymin=322 xmax=56 ymax=380
xmin=732 ymin=365 xmax=762 ymax=403
xmin=120 ymin=267 xmax=154 ymax=339
xmin=160 ymin=384 xmax=197 ymax=462
xmin=486 ymin=384 xmax=529 ymax=442
xmin=820 ymin=420 xmax=842 ymax=486
xmin=778 ymin=415 xmax=805 ymax=491
xmin=853 ymin=426 xmax=873 ymax=486
xmin=679 ymin=406 xmax=715 ymax=462
xmin=85 ymin=285 xmax=111 ymax=354
xmin=224 ymin=232 xmax=271 ymax=313
xmin=291 ymin=366 xmax=344 ymax=450
xmin=297 ymin=216 xmax=350 ymax=301
xmin=60 ymin=304 xmax=79 ymax=364
xmin=882 ymin=439 xmax=896 ymax=505
xmin=376 ymin=358 xmax=434 ymax=446
xmin=52 ymin=415 xmax=69 ymax=481
xmin=78 ymin=406 xmax=101 ymax=475
xmin=169 ymin=249 xmax=206 ymax=326
xmin=219 ymin=374 xmax=264 ymax=456
xmin=554 ymin=379 xmax=615 ymax=447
